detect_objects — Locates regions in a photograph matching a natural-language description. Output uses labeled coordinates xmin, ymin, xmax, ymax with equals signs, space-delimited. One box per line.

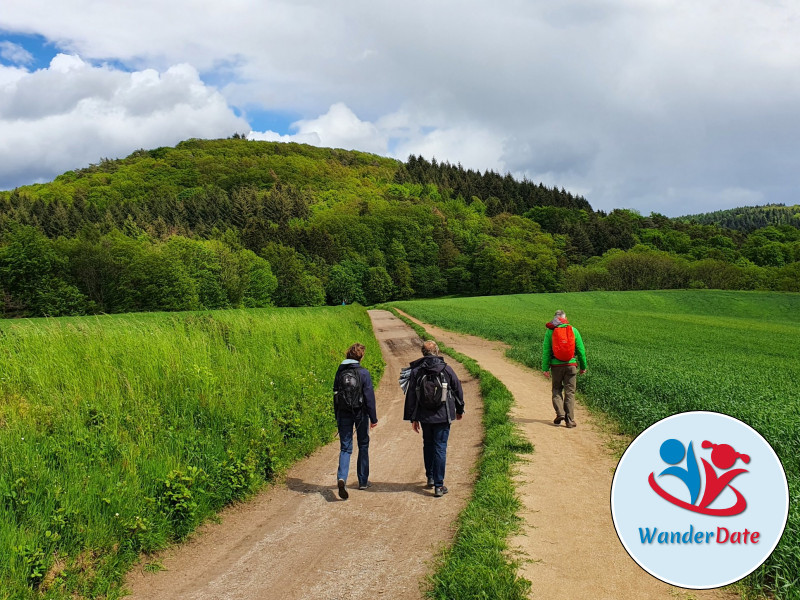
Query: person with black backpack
xmin=333 ymin=343 xmax=378 ymax=500
xmin=403 ymin=340 xmax=464 ymax=498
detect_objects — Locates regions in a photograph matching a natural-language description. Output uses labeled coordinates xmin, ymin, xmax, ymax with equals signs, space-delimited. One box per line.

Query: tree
xmin=0 ymin=225 xmax=88 ymax=316
xmin=165 ymin=237 xmax=228 ymax=309
xmin=363 ymin=266 xmax=394 ymax=304
xmin=326 ymin=262 xmax=366 ymax=305
xmin=240 ymin=249 xmax=278 ymax=308
xmin=109 ymin=236 xmax=199 ymax=312
xmin=261 ymin=242 xmax=325 ymax=306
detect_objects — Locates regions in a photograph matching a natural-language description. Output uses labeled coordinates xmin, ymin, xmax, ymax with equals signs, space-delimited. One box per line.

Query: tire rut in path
xmin=396 ymin=309 xmax=740 ymax=600
xmin=123 ymin=309 xmax=483 ymax=600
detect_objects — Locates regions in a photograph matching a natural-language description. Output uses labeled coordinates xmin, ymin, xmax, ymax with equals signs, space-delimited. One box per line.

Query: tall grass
xmin=0 ymin=306 xmax=382 ymax=599
xmin=393 ymin=290 xmax=800 ymax=600
xmin=389 ymin=309 xmax=533 ymax=599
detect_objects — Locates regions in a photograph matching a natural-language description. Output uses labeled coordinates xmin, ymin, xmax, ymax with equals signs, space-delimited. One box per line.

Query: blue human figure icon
xmin=658 ymin=439 xmax=701 ymax=505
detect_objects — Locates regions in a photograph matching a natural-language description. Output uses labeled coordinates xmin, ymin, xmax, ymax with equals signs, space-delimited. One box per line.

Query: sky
xmin=1 ymin=1 xmax=798 ymax=217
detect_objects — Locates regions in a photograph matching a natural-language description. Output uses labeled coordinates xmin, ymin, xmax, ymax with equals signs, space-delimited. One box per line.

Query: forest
xmin=681 ymin=203 xmax=800 ymax=232
xmin=1 ymin=137 xmax=799 ymax=318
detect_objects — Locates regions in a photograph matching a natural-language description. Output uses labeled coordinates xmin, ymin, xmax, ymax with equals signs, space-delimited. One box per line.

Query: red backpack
xmin=551 ymin=325 xmax=576 ymax=362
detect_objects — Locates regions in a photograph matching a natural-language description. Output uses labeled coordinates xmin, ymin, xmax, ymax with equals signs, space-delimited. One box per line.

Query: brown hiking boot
xmin=565 ymin=419 xmax=577 ymax=428
xmin=553 ymin=416 xmax=564 ymax=425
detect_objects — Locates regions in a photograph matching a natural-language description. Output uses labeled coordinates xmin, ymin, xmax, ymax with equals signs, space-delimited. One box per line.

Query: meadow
xmin=392 ymin=290 xmax=800 ymax=600
xmin=0 ymin=306 xmax=382 ymax=599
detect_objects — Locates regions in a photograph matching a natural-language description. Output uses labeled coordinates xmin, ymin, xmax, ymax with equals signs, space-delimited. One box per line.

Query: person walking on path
xmin=542 ymin=310 xmax=587 ymax=428
xmin=333 ymin=343 xmax=378 ymax=500
xmin=403 ymin=340 xmax=465 ymax=497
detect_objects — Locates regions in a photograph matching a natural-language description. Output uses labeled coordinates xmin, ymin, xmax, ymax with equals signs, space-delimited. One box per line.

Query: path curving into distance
xmin=124 ymin=309 xmax=483 ymax=600
xmin=395 ymin=309 xmax=739 ymax=600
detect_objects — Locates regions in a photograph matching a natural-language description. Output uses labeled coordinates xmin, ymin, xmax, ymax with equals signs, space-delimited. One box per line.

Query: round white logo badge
xmin=610 ymin=411 xmax=789 ymax=589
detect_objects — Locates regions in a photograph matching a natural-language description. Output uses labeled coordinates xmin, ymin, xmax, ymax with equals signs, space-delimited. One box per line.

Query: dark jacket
xmin=333 ymin=359 xmax=378 ymax=423
xmin=403 ymin=355 xmax=464 ymax=424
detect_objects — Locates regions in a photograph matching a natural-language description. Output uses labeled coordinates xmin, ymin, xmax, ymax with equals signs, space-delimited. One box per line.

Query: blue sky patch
xmin=243 ymin=108 xmax=300 ymax=135
xmin=0 ymin=31 xmax=60 ymax=70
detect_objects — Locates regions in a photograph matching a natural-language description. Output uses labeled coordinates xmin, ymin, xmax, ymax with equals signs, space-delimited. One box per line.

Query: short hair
xmin=555 ymin=310 xmax=566 ymax=318
xmin=346 ymin=343 xmax=365 ymax=361
xmin=421 ymin=340 xmax=439 ymax=356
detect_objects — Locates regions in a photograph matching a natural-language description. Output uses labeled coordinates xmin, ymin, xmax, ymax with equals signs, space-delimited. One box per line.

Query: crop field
xmin=0 ymin=306 xmax=382 ymax=599
xmin=392 ymin=290 xmax=800 ymax=600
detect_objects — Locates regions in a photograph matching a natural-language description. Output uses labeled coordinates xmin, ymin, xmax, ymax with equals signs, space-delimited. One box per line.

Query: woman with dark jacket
xmin=333 ymin=343 xmax=378 ymax=500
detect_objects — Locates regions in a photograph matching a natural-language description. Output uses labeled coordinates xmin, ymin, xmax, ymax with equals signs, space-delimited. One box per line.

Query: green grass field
xmin=392 ymin=290 xmax=800 ymax=600
xmin=0 ymin=306 xmax=382 ymax=599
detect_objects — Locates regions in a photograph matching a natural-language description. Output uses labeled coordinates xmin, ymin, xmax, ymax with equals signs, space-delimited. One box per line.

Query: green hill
xmin=681 ymin=203 xmax=800 ymax=232
xmin=2 ymin=138 xmax=800 ymax=319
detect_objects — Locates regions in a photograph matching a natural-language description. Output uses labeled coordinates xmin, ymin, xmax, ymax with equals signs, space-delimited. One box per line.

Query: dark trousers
xmin=421 ymin=422 xmax=451 ymax=487
xmin=337 ymin=412 xmax=370 ymax=485
xmin=551 ymin=364 xmax=577 ymax=422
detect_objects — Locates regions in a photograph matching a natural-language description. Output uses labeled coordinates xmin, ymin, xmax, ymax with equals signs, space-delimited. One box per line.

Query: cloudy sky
xmin=1 ymin=1 xmax=798 ymax=216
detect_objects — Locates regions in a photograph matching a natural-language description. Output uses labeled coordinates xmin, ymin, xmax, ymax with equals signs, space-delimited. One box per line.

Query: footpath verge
xmin=387 ymin=307 xmax=533 ymax=600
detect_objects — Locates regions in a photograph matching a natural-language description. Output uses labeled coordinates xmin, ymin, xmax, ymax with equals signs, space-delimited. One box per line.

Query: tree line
xmin=681 ymin=203 xmax=800 ymax=233
xmin=1 ymin=138 xmax=799 ymax=318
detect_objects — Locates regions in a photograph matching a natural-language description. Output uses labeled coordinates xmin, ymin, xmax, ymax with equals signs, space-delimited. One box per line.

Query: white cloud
xmin=250 ymin=102 xmax=504 ymax=174
xmin=0 ymin=63 xmax=28 ymax=87
xmin=3 ymin=1 xmax=800 ymax=214
xmin=292 ymin=102 xmax=387 ymax=155
xmin=0 ymin=54 xmax=249 ymax=189
xmin=0 ymin=41 xmax=33 ymax=65
xmin=247 ymin=103 xmax=384 ymax=150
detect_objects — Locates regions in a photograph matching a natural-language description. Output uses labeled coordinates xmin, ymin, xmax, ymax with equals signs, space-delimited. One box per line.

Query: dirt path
xmin=396 ymin=309 xmax=738 ymax=600
xmin=124 ymin=309 xmax=483 ymax=600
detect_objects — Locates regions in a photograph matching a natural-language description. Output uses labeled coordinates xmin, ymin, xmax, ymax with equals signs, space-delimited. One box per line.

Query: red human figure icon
xmin=698 ymin=441 xmax=750 ymax=513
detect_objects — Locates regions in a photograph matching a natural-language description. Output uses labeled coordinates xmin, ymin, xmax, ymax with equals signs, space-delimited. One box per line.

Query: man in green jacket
xmin=542 ymin=310 xmax=587 ymax=428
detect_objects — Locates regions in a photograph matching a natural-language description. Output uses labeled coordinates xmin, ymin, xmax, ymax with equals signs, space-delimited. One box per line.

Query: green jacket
xmin=542 ymin=324 xmax=587 ymax=371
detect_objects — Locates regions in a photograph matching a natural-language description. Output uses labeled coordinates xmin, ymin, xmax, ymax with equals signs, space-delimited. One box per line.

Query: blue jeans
xmin=337 ymin=412 xmax=370 ymax=485
xmin=421 ymin=422 xmax=451 ymax=487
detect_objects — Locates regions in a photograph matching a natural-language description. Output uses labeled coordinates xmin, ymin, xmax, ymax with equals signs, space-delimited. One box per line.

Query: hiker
xmin=403 ymin=340 xmax=465 ymax=497
xmin=542 ymin=309 xmax=587 ymax=428
xmin=333 ymin=343 xmax=378 ymax=500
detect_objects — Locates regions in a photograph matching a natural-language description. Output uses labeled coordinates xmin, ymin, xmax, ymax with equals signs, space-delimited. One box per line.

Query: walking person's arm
xmin=574 ymin=328 xmax=588 ymax=374
xmin=542 ymin=329 xmax=553 ymax=377
xmin=446 ymin=366 xmax=465 ymax=420
xmin=362 ymin=369 xmax=378 ymax=428
xmin=403 ymin=367 xmax=420 ymax=432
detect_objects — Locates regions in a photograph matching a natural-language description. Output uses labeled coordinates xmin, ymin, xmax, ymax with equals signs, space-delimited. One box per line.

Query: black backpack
xmin=334 ymin=365 xmax=364 ymax=413
xmin=416 ymin=369 xmax=447 ymax=411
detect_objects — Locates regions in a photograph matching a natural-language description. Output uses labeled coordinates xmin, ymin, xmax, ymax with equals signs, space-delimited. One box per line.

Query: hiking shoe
xmin=337 ymin=478 xmax=349 ymax=500
xmin=358 ymin=481 xmax=372 ymax=490
xmin=434 ymin=486 xmax=448 ymax=498
xmin=565 ymin=419 xmax=577 ymax=429
xmin=426 ymin=477 xmax=435 ymax=489
xmin=553 ymin=416 xmax=564 ymax=425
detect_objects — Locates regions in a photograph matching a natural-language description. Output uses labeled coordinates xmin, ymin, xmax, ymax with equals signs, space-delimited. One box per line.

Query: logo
xmin=648 ymin=439 xmax=750 ymax=516
xmin=610 ymin=411 xmax=788 ymax=589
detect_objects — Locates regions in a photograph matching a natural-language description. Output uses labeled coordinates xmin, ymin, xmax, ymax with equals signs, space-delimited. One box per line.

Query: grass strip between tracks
xmin=388 ymin=308 xmax=533 ymax=600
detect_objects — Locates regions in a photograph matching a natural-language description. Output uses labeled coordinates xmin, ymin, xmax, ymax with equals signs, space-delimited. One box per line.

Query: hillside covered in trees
xmin=681 ymin=203 xmax=800 ymax=232
xmin=1 ymin=138 xmax=799 ymax=318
